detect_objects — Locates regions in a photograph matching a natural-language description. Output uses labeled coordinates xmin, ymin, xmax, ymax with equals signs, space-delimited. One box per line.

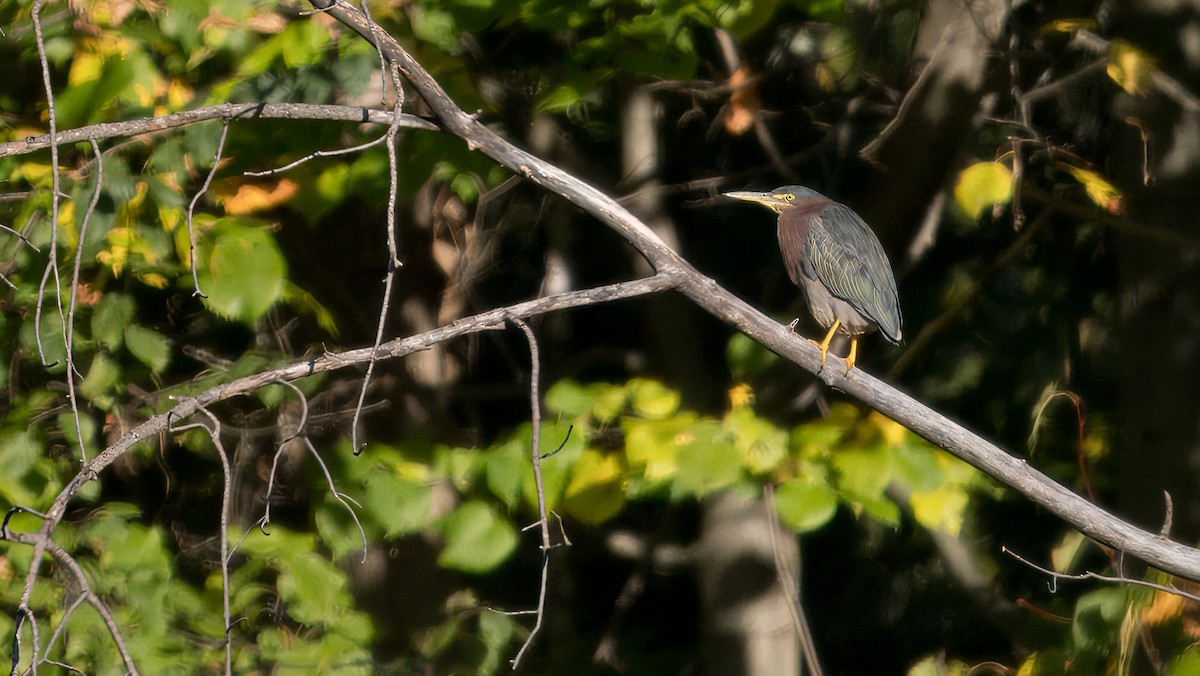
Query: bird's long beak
xmin=723 ymin=190 xmax=774 ymax=203
xmin=723 ymin=191 xmax=783 ymax=211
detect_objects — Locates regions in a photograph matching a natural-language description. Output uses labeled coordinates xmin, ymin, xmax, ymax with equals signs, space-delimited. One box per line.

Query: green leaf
xmin=774 ymin=479 xmax=838 ymax=533
xmin=124 ymin=324 xmax=172 ymax=373
xmin=439 ymin=501 xmax=518 ymax=574
xmin=954 ymin=161 xmax=1012 ymax=220
xmin=724 ymin=406 xmax=788 ymax=475
xmin=484 ymin=437 xmax=527 ymax=509
xmin=21 ymin=312 xmax=66 ymax=372
xmin=833 ymin=448 xmax=893 ymax=499
xmin=477 ymin=611 xmax=517 ymax=674
xmin=624 ymin=416 xmax=693 ymax=484
xmin=673 ymin=422 xmax=742 ymax=497
xmin=0 ymin=429 xmax=43 ymax=505
xmin=197 ymin=220 xmax=287 ymax=324
xmin=629 ymin=379 xmax=680 ymax=419
xmin=80 ymin=353 xmax=121 ymax=407
xmin=727 ymin=332 xmax=779 ymax=377
xmin=544 ymin=379 xmax=592 ymax=418
xmin=92 ymin=293 xmax=136 ymax=350
xmin=363 ymin=473 xmax=433 ymax=538
xmin=564 ymin=449 xmax=627 ymax=524
xmin=1072 ymin=587 xmax=1132 ymax=647
xmin=518 ymin=421 xmax=581 ymax=512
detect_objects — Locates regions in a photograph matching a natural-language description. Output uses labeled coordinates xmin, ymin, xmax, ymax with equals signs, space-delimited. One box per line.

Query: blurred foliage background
xmin=2 ymin=0 xmax=1200 ymax=673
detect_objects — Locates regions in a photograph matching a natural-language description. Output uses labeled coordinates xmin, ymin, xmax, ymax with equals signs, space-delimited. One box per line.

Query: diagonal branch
xmin=308 ymin=0 xmax=1200 ymax=584
xmin=3 ymin=274 xmax=679 ymax=630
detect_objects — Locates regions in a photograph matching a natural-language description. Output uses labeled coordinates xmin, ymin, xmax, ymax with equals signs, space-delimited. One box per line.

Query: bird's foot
xmin=804 ymin=337 xmax=831 ymax=369
xmin=842 ymin=338 xmax=859 ymax=378
xmin=787 ymin=318 xmax=799 ymax=333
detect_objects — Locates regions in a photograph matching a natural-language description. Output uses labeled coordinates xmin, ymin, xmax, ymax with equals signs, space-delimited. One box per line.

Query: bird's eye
xmin=783 ymin=194 xmax=794 ymax=202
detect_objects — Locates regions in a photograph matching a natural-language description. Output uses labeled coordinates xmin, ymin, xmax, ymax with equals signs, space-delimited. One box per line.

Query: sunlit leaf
xmin=213 ymin=179 xmax=300 ymax=215
xmin=1041 ymin=19 xmax=1098 ymax=35
xmin=722 ymin=67 xmax=759 ymax=136
xmin=1065 ymin=165 xmax=1124 ymax=215
xmin=774 ymin=479 xmax=838 ymax=532
xmin=1051 ymin=529 xmax=1089 ymax=574
xmin=439 ymin=501 xmax=518 ymax=574
xmin=1107 ymin=39 xmax=1156 ymax=95
xmin=629 ymin=379 xmax=680 ymax=420
xmin=484 ymin=437 xmax=527 ymax=509
xmin=673 ymin=422 xmax=742 ymax=497
xmin=909 ymin=484 xmax=969 ymax=536
xmin=624 ymin=416 xmax=693 ymax=483
xmin=545 ymin=379 xmax=592 ymax=418
xmin=564 ymin=449 xmax=627 ymax=524
xmin=954 ymin=161 xmax=1013 ymax=220
xmin=724 ymin=406 xmax=787 ymax=475
xmin=197 ymin=220 xmax=286 ymax=324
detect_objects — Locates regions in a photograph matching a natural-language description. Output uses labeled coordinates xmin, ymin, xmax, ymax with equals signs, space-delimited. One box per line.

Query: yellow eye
xmin=782 ymin=193 xmax=794 ymax=202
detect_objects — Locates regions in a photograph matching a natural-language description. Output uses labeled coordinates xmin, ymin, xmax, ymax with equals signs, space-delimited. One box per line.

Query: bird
xmin=724 ymin=185 xmax=902 ymax=373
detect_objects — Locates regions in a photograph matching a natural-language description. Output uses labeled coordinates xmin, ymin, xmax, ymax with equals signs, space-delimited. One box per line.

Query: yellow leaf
xmin=1050 ymin=529 xmax=1087 ymax=572
xmin=564 ymin=450 xmax=626 ymax=524
xmin=1107 ymin=39 xmax=1156 ymax=96
xmin=214 ymin=179 xmax=299 ymax=215
xmin=1065 ymin=165 xmax=1124 ymax=215
xmin=869 ymin=411 xmax=906 ymax=447
xmin=57 ymin=201 xmax=75 ymax=230
xmin=136 ymin=273 xmax=169 ymax=289
xmin=158 ymin=206 xmax=182 ymax=234
xmin=909 ymin=485 xmax=968 ymax=536
xmin=1041 ymin=19 xmax=1097 ymax=35
xmin=166 ymin=78 xmax=195 ymax=110
xmin=1141 ymin=589 xmax=1186 ymax=626
xmin=728 ymin=383 xmax=753 ymax=409
xmin=624 ymin=417 xmax=690 ymax=482
xmin=954 ymin=161 xmax=1013 ymax=220
xmin=67 ymin=51 xmax=105 ymax=87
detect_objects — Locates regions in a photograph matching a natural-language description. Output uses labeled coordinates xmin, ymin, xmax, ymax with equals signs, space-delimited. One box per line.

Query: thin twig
xmin=185 ymin=120 xmax=231 ymax=298
xmin=351 ymin=64 xmax=406 ymax=455
xmin=61 ymin=138 xmax=104 ymax=463
xmin=170 ymin=412 xmax=234 ymax=675
xmin=1002 ymin=546 xmax=1200 ymax=604
xmin=31 ymin=0 xmax=62 ymax=371
xmin=508 ymin=317 xmax=553 ymax=670
xmin=763 ymin=485 xmax=823 ymax=676
xmin=301 ymin=436 xmax=368 ymax=562
xmin=244 ymin=134 xmax=389 ymax=177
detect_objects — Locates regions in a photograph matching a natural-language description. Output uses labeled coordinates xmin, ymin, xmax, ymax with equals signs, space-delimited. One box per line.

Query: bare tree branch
xmin=3 ymin=274 xmax=677 ymax=651
xmin=0 ymin=103 xmax=437 ymax=159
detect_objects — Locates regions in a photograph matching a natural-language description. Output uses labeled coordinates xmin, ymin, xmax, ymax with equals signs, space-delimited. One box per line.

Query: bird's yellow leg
xmin=844 ymin=336 xmax=858 ymax=374
xmin=813 ymin=319 xmax=841 ymax=366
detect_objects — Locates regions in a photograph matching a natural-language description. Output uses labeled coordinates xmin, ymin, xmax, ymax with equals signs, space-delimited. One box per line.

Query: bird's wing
xmin=804 ymin=203 xmax=903 ymax=342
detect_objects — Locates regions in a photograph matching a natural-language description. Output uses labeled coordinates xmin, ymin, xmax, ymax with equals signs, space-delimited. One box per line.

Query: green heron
xmin=724 ymin=185 xmax=902 ymax=373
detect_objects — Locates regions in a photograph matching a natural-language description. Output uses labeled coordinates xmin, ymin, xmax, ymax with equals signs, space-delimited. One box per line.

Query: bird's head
xmin=723 ymin=185 xmax=828 ymax=213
